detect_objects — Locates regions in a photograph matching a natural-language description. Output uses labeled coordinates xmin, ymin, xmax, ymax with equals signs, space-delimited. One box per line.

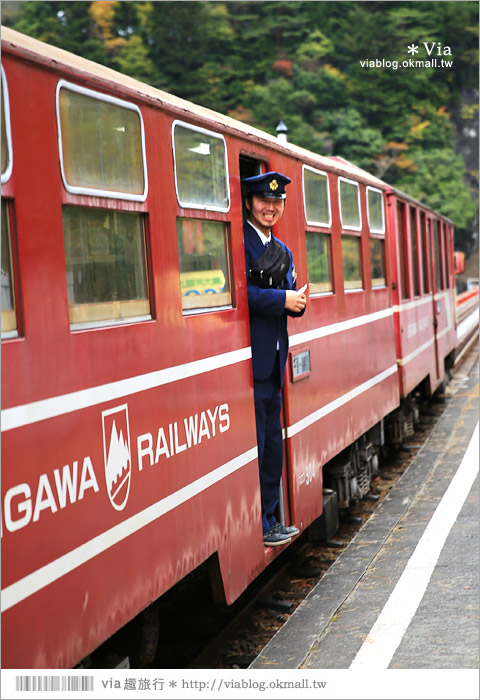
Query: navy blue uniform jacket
xmin=244 ymin=221 xmax=305 ymax=386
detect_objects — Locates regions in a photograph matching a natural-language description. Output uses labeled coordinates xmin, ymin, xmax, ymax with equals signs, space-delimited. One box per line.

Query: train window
xmin=342 ymin=235 xmax=363 ymax=290
xmin=57 ymin=81 xmax=147 ymax=200
xmin=62 ymin=206 xmax=150 ymax=327
xmin=396 ymin=203 xmax=408 ymax=299
xmin=442 ymin=224 xmax=451 ymax=287
xmin=1 ymin=66 xmax=13 ymax=183
xmin=303 ymin=166 xmax=331 ymax=226
xmin=420 ymin=213 xmax=429 ymax=293
xmin=367 ymin=188 xmax=385 ymax=288
xmin=305 ymin=232 xmax=332 ymax=294
xmin=427 ymin=218 xmax=434 ymax=292
xmin=338 ymin=178 xmax=361 ymax=231
xmin=440 ymin=222 xmax=446 ymax=289
xmin=173 ymin=121 xmax=230 ymax=212
xmin=410 ymin=207 xmax=420 ymax=296
xmin=1 ymin=199 xmax=17 ymax=336
xmin=432 ymin=219 xmax=444 ymax=290
xmin=176 ymin=218 xmax=232 ymax=311
xmin=366 ymin=187 xmax=385 ymax=234
xmin=369 ymin=238 xmax=385 ymax=287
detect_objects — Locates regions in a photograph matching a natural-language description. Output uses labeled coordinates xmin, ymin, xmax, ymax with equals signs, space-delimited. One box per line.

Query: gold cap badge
xmin=269 ymin=179 xmax=278 ymax=191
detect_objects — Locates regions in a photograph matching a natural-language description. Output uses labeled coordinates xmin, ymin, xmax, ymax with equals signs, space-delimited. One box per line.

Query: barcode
xmin=15 ymin=676 xmax=94 ymax=692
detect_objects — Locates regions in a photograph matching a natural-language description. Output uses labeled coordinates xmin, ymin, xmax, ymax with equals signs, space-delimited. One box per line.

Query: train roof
xmin=385 ymin=184 xmax=454 ymax=224
xmin=1 ymin=26 xmax=387 ymax=190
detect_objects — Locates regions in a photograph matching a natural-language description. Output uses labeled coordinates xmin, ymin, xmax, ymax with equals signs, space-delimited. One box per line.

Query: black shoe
xmin=273 ymin=522 xmax=300 ymax=537
xmin=263 ymin=527 xmax=291 ymax=547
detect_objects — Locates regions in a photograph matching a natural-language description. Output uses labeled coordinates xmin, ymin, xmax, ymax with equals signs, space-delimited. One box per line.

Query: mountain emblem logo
xmin=102 ymin=404 xmax=132 ymax=511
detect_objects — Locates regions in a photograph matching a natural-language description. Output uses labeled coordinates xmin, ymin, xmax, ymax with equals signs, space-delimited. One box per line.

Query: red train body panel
xmin=0 ymin=28 xmax=459 ymax=669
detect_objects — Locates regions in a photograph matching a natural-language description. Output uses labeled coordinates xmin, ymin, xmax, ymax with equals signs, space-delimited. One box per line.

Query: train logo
xmin=102 ymin=405 xmax=132 ymax=511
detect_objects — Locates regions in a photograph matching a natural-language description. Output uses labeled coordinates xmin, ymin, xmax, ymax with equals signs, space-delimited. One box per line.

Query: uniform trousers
xmin=253 ymin=353 xmax=284 ymax=534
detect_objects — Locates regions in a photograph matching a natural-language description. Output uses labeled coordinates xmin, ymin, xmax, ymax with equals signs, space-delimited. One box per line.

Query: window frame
xmin=338 ymin=176 xmax=362 ymax=232
xmin=432 ymin=218 xmax=445 ymax=292
xmin=63 ymin=205 xmax=152 ymax=331
xmin=369 ymin=237 xmax=386 ymax=289
xmin=56 ymin=79 xmax=148 ymax=202
xmin=176 ymin=217 xmax=233 ymax=314
xmin=409 ymin=205 xmax=420 ymax=297
xmin=420 ymin=212 xmax=430 ymax=293
xmin=341 ymin=233 xmax=364 ymax=291
xmin=366 ymin=186 xmax=385 ymax=235
xmin=443 ymin=223 xmax=453 ymax=288
xmin=172 ymin=119 xmax=230 ymax=213
xmin=1 ymin=64 xmax=13 ymax=184
xmin=1 ymin=197 xmax=19 ymax=339
xmin=396 ymin=202 xmax=409 ymax=299
xmin=302 ymin=164 xmax=332 ymax=228
xmin=305 ymin=230 xmax=334 ymax=296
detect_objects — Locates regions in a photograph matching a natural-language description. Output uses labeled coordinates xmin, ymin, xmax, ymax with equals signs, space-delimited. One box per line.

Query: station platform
xmin=250 ymin=363 xmax=479 ymax=672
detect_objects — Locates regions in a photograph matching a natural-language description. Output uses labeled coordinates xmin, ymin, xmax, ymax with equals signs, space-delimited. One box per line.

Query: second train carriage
xmin=386 ymin=187 xmax=457 ymax=400
xmin=1 ymin=27 xmax=458 ymax=669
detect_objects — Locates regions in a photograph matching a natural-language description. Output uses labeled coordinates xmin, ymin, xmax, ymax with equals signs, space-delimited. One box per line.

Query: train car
xmin=387 ymin=188 xmax=457 ymax=395
xmin=0 ymin=27 xmax=456 ymax=669
xmin=1 ymin=27 xmax=264 ymax=669
xmin=384 ymin=188 xmax=458 ymax=443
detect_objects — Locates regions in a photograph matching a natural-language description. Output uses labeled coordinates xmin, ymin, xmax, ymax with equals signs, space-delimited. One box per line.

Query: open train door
xmin=238 ymin=154 xmax=295 ymax=537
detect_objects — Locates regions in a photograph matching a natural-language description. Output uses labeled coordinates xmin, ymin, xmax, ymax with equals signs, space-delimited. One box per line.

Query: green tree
xmin=113 ymin=34 xmax=159 ymax=86
xmin=396 ymin=147 xmax=477 ymax=231
xmin=13 ymin=1 xmax=109 ymax=65
xmin=322 ymin=108 xmax=385 ymax=172
xmin=141 ymin=2 xmax=234 ymax=98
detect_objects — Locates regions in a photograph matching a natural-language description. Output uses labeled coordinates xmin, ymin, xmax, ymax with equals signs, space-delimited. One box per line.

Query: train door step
xmin=290 ymin=566 xmax=325 ymax=579
xmin=362 ymin=492 xmax=380 ymax=502
xmin=343 ymin=514 xmax=363 ymax=525
xmin=322 ymin=539 xmax=345 ymax=548
xmin=256 ymin=598 xmax=294 ymax=613
xmin=308 ymin=488 xmax=340 ymax=542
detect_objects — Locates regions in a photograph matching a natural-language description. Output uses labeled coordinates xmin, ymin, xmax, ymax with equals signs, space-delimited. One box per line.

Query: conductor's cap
xmin=242 ymin=171 xmax=291 ymax=199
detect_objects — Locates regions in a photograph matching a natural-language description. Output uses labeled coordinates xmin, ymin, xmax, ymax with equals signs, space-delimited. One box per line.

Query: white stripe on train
xmin=3 ymin=308 xmax=397 ymax=432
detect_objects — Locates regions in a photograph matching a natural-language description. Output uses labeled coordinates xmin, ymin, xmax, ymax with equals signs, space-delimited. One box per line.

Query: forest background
xmin=3 ymin=0 xmax=478 ymax=256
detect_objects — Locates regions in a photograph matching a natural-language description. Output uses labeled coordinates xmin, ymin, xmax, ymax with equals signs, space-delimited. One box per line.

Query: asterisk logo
xmin=407 ymin=44 xmax=419 ymax=55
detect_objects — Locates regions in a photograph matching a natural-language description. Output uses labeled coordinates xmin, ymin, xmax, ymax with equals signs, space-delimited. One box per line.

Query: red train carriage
xmin=1 ymin=27 xmax=455 ymax=669
xmin=386 ymin=188 xmax=457 ymax=401
xmin=1 ymin=29 xmax=267 ymax=670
